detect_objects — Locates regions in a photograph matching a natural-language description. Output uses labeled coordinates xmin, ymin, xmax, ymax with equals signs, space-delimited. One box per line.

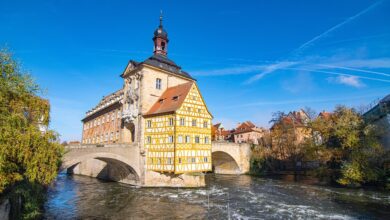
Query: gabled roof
xmin=144 ymin=82 xmax=193 ymax=117
xmin=380 ymin=94 xmax=390 ymax=103
xmin=236 ymin=121 xmax=255 ymax=130
xmin=213 ymin=123 xmax=223 ymax=129
xmin=285 ymin=110 xmax=309 ymax=126
xmin=143 ymin=55 xmax=194 ymax=80
xmin=318 ymin=111 xmax=332 ymax=119
xmin=121 ymin=55 xmax=195 ymax=81
xmin=233 ymin=121 xmax=263 ymax=134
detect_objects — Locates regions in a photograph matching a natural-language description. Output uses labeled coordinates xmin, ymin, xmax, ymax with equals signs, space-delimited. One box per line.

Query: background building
xmin=233 ymin=121 xmax=266 ymax=144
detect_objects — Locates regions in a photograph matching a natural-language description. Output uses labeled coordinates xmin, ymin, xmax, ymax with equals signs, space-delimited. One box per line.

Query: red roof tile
xmin=144 ymin=82 xmax=193 ymax=116
xmin=318 ymin=111 xmax=332 ymax=119
xmin=233 ymin=121 xmax=263 ymax=134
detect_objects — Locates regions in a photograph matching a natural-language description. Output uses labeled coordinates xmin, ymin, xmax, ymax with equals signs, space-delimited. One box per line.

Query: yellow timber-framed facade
xmin=144 ymin=83 xmax=213 ymax=174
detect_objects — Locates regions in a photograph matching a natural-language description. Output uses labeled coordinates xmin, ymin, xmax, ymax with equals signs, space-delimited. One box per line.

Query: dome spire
xmin=159 ymin=10 xmax=163 ymax=27
xmin=153 ymin=11 xmax=169 ymax=56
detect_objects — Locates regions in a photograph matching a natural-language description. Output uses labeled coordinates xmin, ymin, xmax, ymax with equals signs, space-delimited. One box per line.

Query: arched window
xmin=161 ymin=42 xmax=166 ymax=50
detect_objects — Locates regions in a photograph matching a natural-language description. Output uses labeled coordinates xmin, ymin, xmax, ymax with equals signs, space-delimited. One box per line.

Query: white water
xmin=44 ymin=174 xmax=390 ymax=219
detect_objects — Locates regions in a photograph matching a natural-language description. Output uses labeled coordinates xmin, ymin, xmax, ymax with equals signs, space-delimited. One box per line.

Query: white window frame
xmin=168 ymin=135 xmax=174 ymax=143
xmin=178 ymin=135 xmax=183 ymax=143
xmin=156 ymin=78 xmax=162 ymax=90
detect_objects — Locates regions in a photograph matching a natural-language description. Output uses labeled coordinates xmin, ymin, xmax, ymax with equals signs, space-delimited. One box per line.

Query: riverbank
xmin=0 ymin=181 xmax=48 ymax=220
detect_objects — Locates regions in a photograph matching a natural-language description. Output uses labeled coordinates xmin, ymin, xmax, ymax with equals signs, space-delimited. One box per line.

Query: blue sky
xmin=1 ymin=0 xmax=390 ymax=141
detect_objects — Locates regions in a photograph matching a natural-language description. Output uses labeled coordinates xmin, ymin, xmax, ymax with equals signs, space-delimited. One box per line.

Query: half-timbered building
xmin=81 ymin=14 xmax=213 ymax=175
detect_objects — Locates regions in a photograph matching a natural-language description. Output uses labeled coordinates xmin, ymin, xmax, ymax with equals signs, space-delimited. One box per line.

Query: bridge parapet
xmin=65 ymin=143 xmax=138 ymax=149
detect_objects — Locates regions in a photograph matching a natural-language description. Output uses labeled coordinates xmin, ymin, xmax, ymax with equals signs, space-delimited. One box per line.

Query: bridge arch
xmin=212 ymin=151 xmax=241 ymax=174
xmin=62 ymin=152 xmax=140 ymax=185
xmin=211 ymin=142 xmax=251 ymax=174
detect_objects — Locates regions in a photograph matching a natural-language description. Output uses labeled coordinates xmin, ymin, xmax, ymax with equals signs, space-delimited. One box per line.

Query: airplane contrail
xmin=292 ymin=1 xmax=383 ymax=57
xmin=318 ymin=64 xmax=390 ymax=77
xmin=284 ymin=67 xmax=390 ymax=83
xmin=245 ymin=1 xmax=384 ymax=84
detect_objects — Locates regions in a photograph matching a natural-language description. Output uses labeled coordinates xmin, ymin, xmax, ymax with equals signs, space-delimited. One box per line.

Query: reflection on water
xmin=44 ymin=173 xmax=390 ymax=219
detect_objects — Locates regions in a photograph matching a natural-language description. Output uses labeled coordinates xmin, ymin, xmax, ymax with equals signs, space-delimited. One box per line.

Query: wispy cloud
xmin=192 ymin=65 xmax=265 ymax=76
xmin=243 ymin=1 xmax=384 ymax=84
xmin=284 ymin=67 xmax=390 ymax=83
xmin=281 ymin=71 xmax=315 ymax=93
xmin=220 ymin=93 xmax=385 ymax=109
xmin=190 ymin=2 xmax=387 ymax=88
xmin=319 ymin=58 xmax=390 ymax=70
xmin=319 ymin=64 xmax=390 ymax=77
xmin=327 ymin=75 xmax=365 ymax=88
xmin=291 ymin=1 xmax=383 ymax=57
xmin=192 ymin=57 xmax=390 ymax=87
xmin=244 ymin=61 xmax=297 ymax=84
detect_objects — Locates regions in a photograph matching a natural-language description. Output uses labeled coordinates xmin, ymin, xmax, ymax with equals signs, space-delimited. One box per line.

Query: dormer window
xmin=156 ymin=78 xmax=162 ymax=90
xmin=172 ymin=96 xmax=179 ymax=101
xmin=158 ymin=98 xmax=164 ymax=104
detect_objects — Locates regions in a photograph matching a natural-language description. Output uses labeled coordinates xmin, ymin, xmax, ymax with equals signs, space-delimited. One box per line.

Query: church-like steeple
xmin=153 ymin=11 xmax=169 ymax=56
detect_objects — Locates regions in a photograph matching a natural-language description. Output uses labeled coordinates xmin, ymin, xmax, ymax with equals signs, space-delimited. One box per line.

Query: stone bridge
xmin=62 ymin=144 xmax=142 ymax=185
xmin=62 ymin=142 xmax=251 ymax=186
xmin=211 ymin=142 xmax=251 ymax=174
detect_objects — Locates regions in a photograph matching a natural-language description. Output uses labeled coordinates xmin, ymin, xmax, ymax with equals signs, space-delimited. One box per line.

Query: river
xmin=44 ymin=173 xmax=390 ymax=219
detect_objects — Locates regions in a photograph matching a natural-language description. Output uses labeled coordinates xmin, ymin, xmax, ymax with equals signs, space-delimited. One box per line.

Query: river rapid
xmin=44 ymin=173 xmax=390 ymax=219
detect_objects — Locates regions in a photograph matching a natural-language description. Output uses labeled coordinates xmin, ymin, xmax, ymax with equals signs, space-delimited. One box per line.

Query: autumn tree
xmin=0 ymin=49 xmax=63 ymax=218
xmin=269 ymin=111 xmax=309 ymax=171
xmin=307 ymin=106 xmax=384 ymax=186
